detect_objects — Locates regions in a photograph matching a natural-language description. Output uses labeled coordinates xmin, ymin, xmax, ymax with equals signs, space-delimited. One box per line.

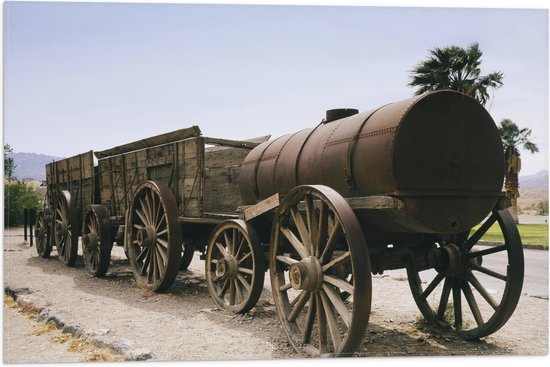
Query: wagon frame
xmin=34 ymin=90 xmax=525 ymax=357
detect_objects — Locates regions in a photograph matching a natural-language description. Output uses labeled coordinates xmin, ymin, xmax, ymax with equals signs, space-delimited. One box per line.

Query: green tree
xmin=408 ymin=42 xmax=504 ymax=106
xmin=497 ymin=118 xmax=539 ymax=223
xmin=4 ymin=180 xmax=41 ymax=227
xmin=4 ymin=144 xmax=16 ymax=179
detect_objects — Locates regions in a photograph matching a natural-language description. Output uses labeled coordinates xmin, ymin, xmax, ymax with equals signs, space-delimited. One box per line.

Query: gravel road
xmin=3 ymin=227 xmax=548 ymax=363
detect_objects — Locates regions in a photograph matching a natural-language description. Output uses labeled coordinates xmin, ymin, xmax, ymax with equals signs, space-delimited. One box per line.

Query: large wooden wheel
xmin=35 ymin=208 xmax=52 ymax=258
xmin=270 ymin=185 xmax=371 ymax=356
xmin=407 ymin=209 xmax=524 ymax=339
xmin=53 ymin=190 xmax=78 ymax=266
xmin=82 ymin=205 xmax=112 ymax=277
xmin=126 ymin=181 xmax=182 ymax=292
xmin=205 ymin=219 xmax=265 ymax=313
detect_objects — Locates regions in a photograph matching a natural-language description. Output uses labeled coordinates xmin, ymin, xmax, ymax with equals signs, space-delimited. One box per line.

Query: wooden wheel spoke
xmin=215 ymin=242 xmax=229 ymax=257
xmin=145 ymin=193 xmax=153 ymax=223
xmin=437 ymin=277 xmax=452 ymax=321
xmin=139 ymin=197 xmax=151 ymax=225
xmin=302 ymin=294 xmax=316 ymax=344
xmin=321 ymin=284 xmax=351 ymax=327
xmin=155 ymin=214 xmax=166 ymax=232
xmin=156 ymin=243 xmax=168 ymax=263
xmin=237 ymin=251 xmax=252 ymax=265
xmin=321 ymin=251 xmax=350 ymax=272
xmin=452 ymin=281 xmax=462 ymax=329
xmin=276 ymin=255 xmax=298 ymax=266
xmin=157 ymin=238 xmax=169 ymax=249
xmin=316 ymin=202 xmax=329 ymax=258
xmin=462 ymin=281 xmax=484 ymax=327
xmin=468 ymin=245 xmax=507 ymax=258
xmin=237 ymin=266 xmax=254 ymax=275
xmin=153 ymin=194 xmax=161 ymax=227
xmin=229 ymin=280 xmax=236 ymax=305
xmin=236 ymin=274 xmax=252 ymax=293
xmin=232 ymin=229 xmax=238 ymax=256
xmin=291 ymin=207 xmax=313 ymax=256
xmin=234 ymin=279 xmax=244 ymax=303
xmin=141 ymin=249 xmax=152 ymax=276
xmin=288 ymin=290 xmax=309 ymax=322
xmin=470 ymin=263 xmax=507 ymax=281
xmin=304 ymin=195 xmax=318 ymax=252
xmin=156 ymin=228 xmax=168 ymax=237
xmin=218 ymin=279 xmax=230 ymax=298
xmin=235 ymin=237 xmax=245 ymax=258
xmin=135 ymin=209 xmax=149 ymax=227
xmin=280 ymin=226 xmax=308 ymax=259
xmin=420 ymin=272 xmax=445 ymax=300
xmin=319 ymin=220 xmax=342 ymax=264
xmin=316 ymin=293 xmax=328 ymax=353
xmin=466 ymin=212 xmax=497 ymax=250
xmin=323 ymin=275 xmax=353 ymax=295
xmin=279 ymin=283 xmax=293 ymax=292
xmin=467 ymin=271 xmax=498 ymax=310
xmin=223 ymin=231 xmax=232 ymax=255
xmin=319 ymin=289 xmax=342 ymax=350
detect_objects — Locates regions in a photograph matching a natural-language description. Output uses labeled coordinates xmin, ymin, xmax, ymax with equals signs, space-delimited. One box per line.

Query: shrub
xmin=537 ymin=201 xmax=549 ymax=216
xmin=4 ymin=180 xmax=41 ymax=227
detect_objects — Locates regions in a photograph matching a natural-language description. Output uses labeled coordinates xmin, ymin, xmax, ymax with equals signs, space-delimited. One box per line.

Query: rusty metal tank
xmin=239 ymin=90 xmax=505 ymax=234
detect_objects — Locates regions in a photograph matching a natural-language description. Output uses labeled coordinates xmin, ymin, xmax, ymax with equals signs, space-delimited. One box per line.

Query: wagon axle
xmin=434 ymin=244 xmax=482 ymax=277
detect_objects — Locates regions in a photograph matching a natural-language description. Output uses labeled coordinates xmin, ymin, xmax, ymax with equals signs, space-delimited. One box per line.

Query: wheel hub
xmin=437 ymin=244 xmax=464 ymax=276
xmin=136 ymin=226 xmax=157 ymax=248
xmin=216 ymin=256 xmax=238 ymax=279
xmin=289 ymin=256 xmax=323 ymax=292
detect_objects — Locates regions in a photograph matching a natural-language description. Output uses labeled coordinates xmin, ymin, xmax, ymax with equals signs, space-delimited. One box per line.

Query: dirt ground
xmin=2 ymin=227 xmax=548 ymax=363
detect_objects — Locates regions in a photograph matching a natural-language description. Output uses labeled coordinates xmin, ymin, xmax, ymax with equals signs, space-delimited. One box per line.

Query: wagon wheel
xmin=407 ymin=209 xmax=524 ymax=339
xmin=53 ymin=191 xmax=78 ymax=266
xmin=179 ymin=241 xmax=195 ymax=270
xmin=35 ymin=208 xmax=52 ymax=258
xmin=206 ymin=220 xmax=265 ymax=313
xmin=126 ymin=181 xmax=182 ymax=292
xmin=82 ymin=205 xmax=113 ymax=277
xmin=270 ymin=185 xmax=371 ymax=356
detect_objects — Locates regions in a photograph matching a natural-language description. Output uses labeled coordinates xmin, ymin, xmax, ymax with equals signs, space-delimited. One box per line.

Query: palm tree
xmin=409 ymin=42 xmax=504 ymax=106
xmin=498 ymin=119 xmax=539 ymax=223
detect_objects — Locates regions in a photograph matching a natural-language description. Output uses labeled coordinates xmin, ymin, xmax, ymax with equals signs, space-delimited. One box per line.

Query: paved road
xmin=385 ymin=246 xmax=548 ymax=299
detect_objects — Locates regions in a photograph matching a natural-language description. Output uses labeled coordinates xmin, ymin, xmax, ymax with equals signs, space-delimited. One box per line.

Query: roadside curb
xmin=4 ymin=285 xmax=152 ymax=361
xmin=478 ymin=240 xmax=548 ymax=251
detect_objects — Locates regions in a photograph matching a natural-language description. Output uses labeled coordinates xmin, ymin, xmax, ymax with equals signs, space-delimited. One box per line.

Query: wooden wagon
xmin=35 ymin=90 xmax=525 ymax=357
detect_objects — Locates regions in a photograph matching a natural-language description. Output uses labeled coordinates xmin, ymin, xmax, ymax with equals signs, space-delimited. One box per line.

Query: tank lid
xmin=324 ymin=108 xmax=359 ymax=123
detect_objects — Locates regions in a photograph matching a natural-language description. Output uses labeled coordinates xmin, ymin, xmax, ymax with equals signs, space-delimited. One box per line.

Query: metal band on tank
xmin=294 ymin=122 xmax=324 ymax=187
xmin=344 ymin=104 xmax=391 ymax=189
xmin=272 ymin=130 xmax=306 ymax=193
xmin=251 ymin=137 xmax=281 ymax=201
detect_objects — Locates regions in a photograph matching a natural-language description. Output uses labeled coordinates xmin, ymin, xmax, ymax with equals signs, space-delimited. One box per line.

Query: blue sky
xmin=3 ymin=0 xmax=549 ymax=175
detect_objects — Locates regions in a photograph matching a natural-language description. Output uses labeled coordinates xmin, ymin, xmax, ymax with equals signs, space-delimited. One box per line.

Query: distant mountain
xmin=520 ymin=170 xmax=548 ymax=189
xmin=519 ymin=170 xmax=548 ymax=201
xmin=11 ymin=152 xmax=65 ymax=181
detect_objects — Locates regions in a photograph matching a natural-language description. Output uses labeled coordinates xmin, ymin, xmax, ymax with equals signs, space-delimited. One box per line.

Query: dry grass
xmin=5 ymin=292 xmax=123 ymax=362
xmin=4 ymin=295 xmax=20 ymax=309
xmin=50 ymin=333 xmax=71 ymax=344
xmin=26 ymin=320 xmax=58 ymax=336
xmin=67 ymin=338 xmax=123 ymax=362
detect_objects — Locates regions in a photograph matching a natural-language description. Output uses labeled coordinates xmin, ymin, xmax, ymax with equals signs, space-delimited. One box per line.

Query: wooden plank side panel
xmin=203 ymin=146 xmax=250 ymax=213
xmin=180 ymin=138 xmax=203 ymax=217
